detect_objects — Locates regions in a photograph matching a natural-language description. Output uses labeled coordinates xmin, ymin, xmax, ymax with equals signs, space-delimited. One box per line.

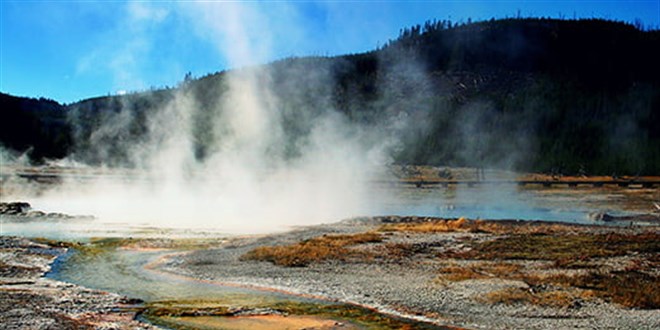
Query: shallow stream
xmin=44 ymin=245 xmax=436 ymax=329
xmin=48 ymin=248 xmax=291 ymax=303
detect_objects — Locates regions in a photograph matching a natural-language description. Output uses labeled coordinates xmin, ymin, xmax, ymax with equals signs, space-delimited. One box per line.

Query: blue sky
xmin=1 ymin=1 xmax=659 ymax=104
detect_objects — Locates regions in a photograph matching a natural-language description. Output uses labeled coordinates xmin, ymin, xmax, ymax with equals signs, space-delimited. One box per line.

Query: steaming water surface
xmin=379 ymin=186 xmax=596 ymax=223
xmin=2 ymin=183 xmax=643 ymax=240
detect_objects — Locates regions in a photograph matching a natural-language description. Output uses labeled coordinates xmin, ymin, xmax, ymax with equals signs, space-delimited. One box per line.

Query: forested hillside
xmin=2 ymin=18 xmax=659 ymax=174
xmin=0 ymin=93 xmax=71 ymax=160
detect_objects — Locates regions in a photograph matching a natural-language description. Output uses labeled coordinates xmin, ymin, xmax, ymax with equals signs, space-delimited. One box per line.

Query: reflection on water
xmin=375 ymin=185 xmax=642 ymax=223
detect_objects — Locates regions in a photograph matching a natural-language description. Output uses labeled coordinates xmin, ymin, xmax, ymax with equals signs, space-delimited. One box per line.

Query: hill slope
xmin=1 ymin=18 xmax=659 ymax=174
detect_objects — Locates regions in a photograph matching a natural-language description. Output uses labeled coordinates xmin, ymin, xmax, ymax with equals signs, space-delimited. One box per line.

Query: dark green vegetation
xmin=2 ymin=18 xmax=659 ymax=174
xmin=0 ymin=94 xmax=71 ymax=160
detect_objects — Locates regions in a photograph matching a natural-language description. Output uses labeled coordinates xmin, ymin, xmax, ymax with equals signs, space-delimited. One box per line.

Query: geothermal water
xmin=1 ymin=171 xmax=637 ymax=240
xmin=47 ymin=248 xmax=307 ymax=303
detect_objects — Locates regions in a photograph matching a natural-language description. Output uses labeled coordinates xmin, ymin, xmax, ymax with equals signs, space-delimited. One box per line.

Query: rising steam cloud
xmin=4 ymin=3 xmax=621 ymax=235
xmin=12 ymin=2 xmax=398 ymax=234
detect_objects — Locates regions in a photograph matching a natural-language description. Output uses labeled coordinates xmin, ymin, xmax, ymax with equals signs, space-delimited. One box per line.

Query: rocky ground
xmin=161 ymin=217 xmax=660 ymax=330
xmin=0 ymin=236 xmax=158 ymax=329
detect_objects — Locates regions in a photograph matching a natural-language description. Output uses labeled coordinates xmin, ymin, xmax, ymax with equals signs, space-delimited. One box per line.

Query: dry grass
xmin=380 ymin=218 xmax=580 ymax=235
xmin=439 ymin=264 xmax=659 ymax=309
xmin=596 ymin=272 xmax=660 ymax=309
xmin=519 ymin=173 xmax=660 ymax=183
xmin=240 ymin=232 xmax=382 ymax=267
xmin=525 ymin=271 xmax=660 ymax=309
xmin=380 ymin=218 xmax=475 ymax=233
xmin=482 ymin=288 xmax=580 ymax=308
xmin=437 ymin=231 xmax=659 ymax=309
xmin=438 ymin=262 xmax=523 ymax=281
xmin=451 ymin=232 xmax=660 ymax=261
xmin=382 ymin=242 xmax=435 ymax=259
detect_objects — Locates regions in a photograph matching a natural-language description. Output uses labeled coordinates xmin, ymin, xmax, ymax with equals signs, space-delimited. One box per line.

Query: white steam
xmin=26 ymin=81 xmax=386 ymax=234
xmin=11 ymin=2 xmax=394 ymax=234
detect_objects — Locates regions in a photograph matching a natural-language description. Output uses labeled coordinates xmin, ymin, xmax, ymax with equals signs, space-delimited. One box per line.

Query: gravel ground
xmin=161 ymin=217 xmax=660 ymax=330
xmin=0 ymin=236 xmax=158 ymax=330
